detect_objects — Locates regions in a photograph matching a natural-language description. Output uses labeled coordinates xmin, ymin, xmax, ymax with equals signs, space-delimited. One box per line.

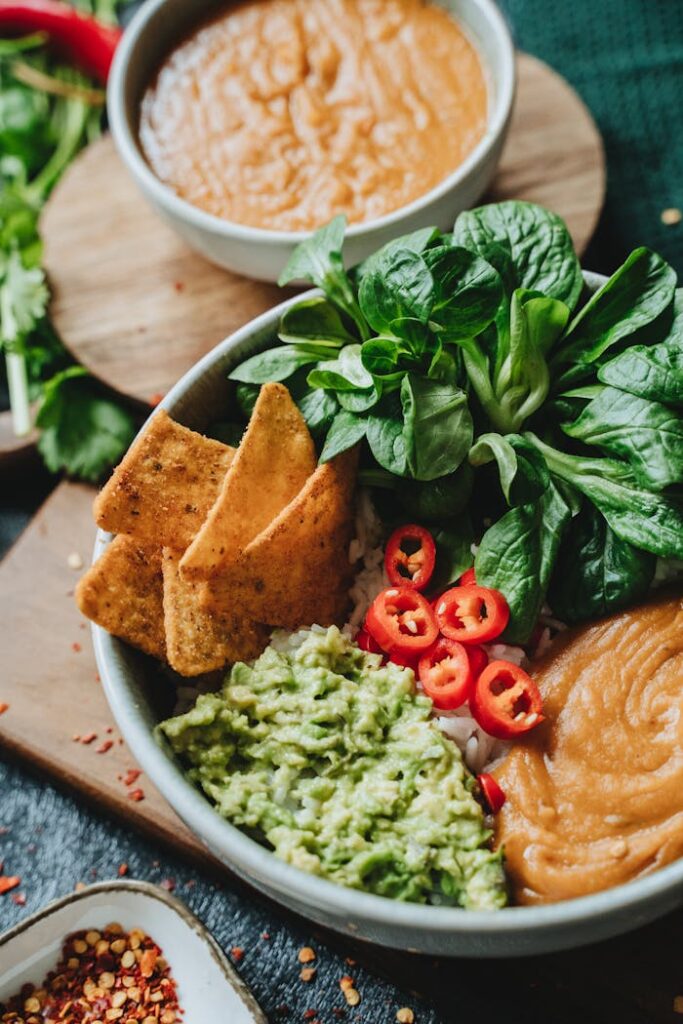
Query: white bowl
xmin=107 ymin=0 xmax=515 ymax=281
xmin=0 ymin=880 xmax=266 ymax=1022
xmin=91 ymin=272 xmax=683 ymax=958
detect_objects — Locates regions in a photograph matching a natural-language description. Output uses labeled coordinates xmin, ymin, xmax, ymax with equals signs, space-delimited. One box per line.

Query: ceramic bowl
xmin=0 ymin=880 xmax=266 ymax=1021
xmin=91 ymin=270 xmax=683 ymax=957
xmin=107 ymin=0 xmax=515 ymax=282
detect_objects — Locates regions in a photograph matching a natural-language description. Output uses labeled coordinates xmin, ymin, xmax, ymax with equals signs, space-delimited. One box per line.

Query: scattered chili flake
xmin=173 ymin=281 xmax=185 ymax=292
xmin=71 ymin=642 xmax=82 ymax=652
xmin=123 ymin=768 xmax=142 ymax=787
xmin=0 ymin=827 xmax=10 ymax=835
xmin=184 ymin=879 xmax=196 ymax=890
xmin=396 ymin=1009 xmax=415 ymax=1023
xmin=230 ymin=947 xmax=244 ymax=962
xmin=74 ymin=881 xmax=86 ymax=891
xmin=95 ymin=673 xmax=101 ymax=682
xmin=128 ymin=787 xmax=145 ymax=802
xmin=0 ymin=702 xmax=9 ymax=715
xmin=160 ymin=878 xmax=175 ymax=892
xmin=118 ymin=863 xmax=129 ymax=877
xmin=344 ymin=957 xmax=357 ymax=966
xmin=339 ymin=976 xmax=360 ymax=1007
xmin=96 ymin=740 xmax=114 ymax=754
xmin=303 ymin=1010 xmax=317 ymax=1020
xmin=106 ymin=725 xmax=114 ymax=734
xmin=11 ymin=892 xmax=26 ymax=906
xmin=67 ymin=551 xmax=84 ymax=570
xmin=0 ymin=875 xmax=21 ymax=895
xmin=332 ymin=1009 xmax=345 ymax=1019
xmin=0 ymin=923 xmax=183 ymax=1021
xmin=261 ymin=931 xmax=270 ymax=940
xmin=661 ymin=208 xmax=682 ymax=226
xmin=298 ymin=946 xmax=316 ymax=964
xmin=72 ymin=733 xmax=81 ymax=742
xmin=149 ymin=391 xmax=165 ymax=406
xmin=80 ymin=732 xmax=97 ymax=745
xmin=300 ymin=968 xmax=317 ymax=983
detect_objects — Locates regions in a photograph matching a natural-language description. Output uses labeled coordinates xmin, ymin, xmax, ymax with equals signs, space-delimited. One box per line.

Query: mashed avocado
xmin=159 ymin=626 xmax=506 ymax=908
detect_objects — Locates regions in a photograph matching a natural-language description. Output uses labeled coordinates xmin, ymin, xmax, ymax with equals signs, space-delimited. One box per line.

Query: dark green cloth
xmin=499 ymin=0 xmax=683 ymax=275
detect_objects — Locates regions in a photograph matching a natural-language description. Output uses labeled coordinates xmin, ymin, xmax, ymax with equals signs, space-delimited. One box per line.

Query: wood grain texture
xmin=42 ymin=53 xmax=605 ymax=405
xmin=0 ymin=479 xmax=213 ymax=867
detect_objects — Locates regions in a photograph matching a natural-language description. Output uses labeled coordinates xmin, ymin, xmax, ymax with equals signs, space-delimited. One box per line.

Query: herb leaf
xmin=278 ymin=296 xmax=355 ymax=347
xmin=598 ymin=341 xmax=683 ymax=407
xmin=359 ymin=249 xmax=435 ymax=335
xmin=401 ymin=374 xmax=473 ymax=481
xmin=319 ymin=409 xmax=367 ymax=462
xmin=229 ymin=346 xmax=322 ymax=384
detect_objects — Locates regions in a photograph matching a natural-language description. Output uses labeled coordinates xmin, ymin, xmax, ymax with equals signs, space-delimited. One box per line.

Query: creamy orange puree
xmin=139 ymin=0 xmax=487 ymax=231
xmin=494 ymin=593 xmax=683 ymax=905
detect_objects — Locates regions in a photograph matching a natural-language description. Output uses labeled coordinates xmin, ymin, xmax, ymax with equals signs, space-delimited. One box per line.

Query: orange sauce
xmin=139 ymin=0 xmax=488 ymax=231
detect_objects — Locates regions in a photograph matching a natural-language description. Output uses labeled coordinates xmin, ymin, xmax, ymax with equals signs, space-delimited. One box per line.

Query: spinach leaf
xmin=279 ymin=296 xmax=356 ymax=347
xmin=475 ymin=481 xmax=570 ymax=643
xmin=319 ymin=409 xmax=367 ymax=462
xmin=401 ymin=374 xmax=473 ymax=481
xmin=367 ymin=391 xmax=410 ymax=477
xmin=553 ymin=248 xmax=677 ymax=378
xmin=360 ymin=336 xmax=405 ymax=379
xmin=306 ymin=344 xmax=374 ymax=391
xmin=337 ymin=384 xmax=380 ymax=413
xmin=598 ymin=341 xmax=683 ymax=407
xmin=228 ymin=345 xmax=321 ymax=384
xmin=423 ymin=245 xmax=503 ymax=336
xmin=453 ymin=200 xmax=583 ymax=309
xmin=469 ymin=432 xmax=549 ymax=504
xmin=397 ymin=463 xmax=473 ymax=522
xmin=527 ymin=434 xmax=683 ymax=560
xmin=431 ymin=516 xmax=475 ymax=592
xmin=354 ymin=226 xmax=442 ymax=282
xmin=358 ymin=249 xmax=434 ymax=335
xmin=278 ymin=215 xmax=370 ymax=339
xmin=297 ymin=388 xmax=338 ymax=436
xmin=235 ymin=381 xmax=260 ymax=419
xmin=563 ymin=385 xmax=683 ymax=489
xmin=549 ymin=504 xmax=655 ymax=623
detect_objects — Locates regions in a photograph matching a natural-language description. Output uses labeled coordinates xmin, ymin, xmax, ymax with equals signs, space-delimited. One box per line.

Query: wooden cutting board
xmin=42 ymin=53 xmax=605 ymax=406
xmin=0 ymin=479 xmax=213 ymax=868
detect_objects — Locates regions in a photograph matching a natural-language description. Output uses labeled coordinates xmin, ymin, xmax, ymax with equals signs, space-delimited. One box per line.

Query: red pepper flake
xmin=261 ymin=931 xmax=270 ymax=940
xmin=0 ymin=876 xmax=21 ymax=895
xmin=72 ymin=734 xmax=81 ymax=742
xmin=11 ymin=892 xmax=26 ymax=906
xmin=173 ymin=281 xmax=185 ymax=292
xmin=94 ymin=673 xmax=101 ymax=682
xmin=128 ymin=787 xmax=145 ymax=802
xmin=118 ymin=863 xmax=128 ymax=877
xmin=106 ymin=725 xmax=113 ymax=734
xmin=184 ymin=879 xmax=196 ymax=889
xmin=0 ymin=827 xmax=10 ymax=835
xmin=303 ymin=1010 xmax=317 ymax=1020
xmin=149 ymin=391 xmax=165 ymax=406
xmin=230 ymin=947 xmax=244 ymax=962
xmin=96 ymin=740 xmax=114 ymax=754
xmin=80 ymin=732 xmax=97 ymax=745
xmin=0 ymin=702 xmax=9 ymax=715
xmin=0 ymin=924 xmax=183 ymax=1020
xmin=123 ymin=768 xmax=142 ymax=787
xmin=71 ymin=642 xmax=82 ymax=652
xmin=160 ymin=878 xmax=175 ymax=892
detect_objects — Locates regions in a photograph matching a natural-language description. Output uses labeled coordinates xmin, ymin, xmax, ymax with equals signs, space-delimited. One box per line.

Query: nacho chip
xmin=75 ymin=536 xmax=166 ymax=660
xmin=202 ymin=447 xmax=358 ymax=629
xmin=180 ymin=383 xmax=317 ymax=580
xmin=93 ymin=410 xmax=235 ymax=551
xmin=161 ymin=547 xmax=268 ymax=676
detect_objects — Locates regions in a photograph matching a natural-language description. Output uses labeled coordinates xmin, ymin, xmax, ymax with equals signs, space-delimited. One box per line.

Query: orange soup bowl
xmin=107 ymin=0 xmax=515 ymax=282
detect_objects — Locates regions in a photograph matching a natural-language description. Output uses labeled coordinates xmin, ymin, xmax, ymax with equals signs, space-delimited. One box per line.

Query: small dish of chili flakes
xmin=0 ymin=880 xmax=265 ymax=1023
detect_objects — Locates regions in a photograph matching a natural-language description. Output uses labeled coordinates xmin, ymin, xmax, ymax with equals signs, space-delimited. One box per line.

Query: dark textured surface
xmin=3 ymin=2 xmax=683 ymax=1021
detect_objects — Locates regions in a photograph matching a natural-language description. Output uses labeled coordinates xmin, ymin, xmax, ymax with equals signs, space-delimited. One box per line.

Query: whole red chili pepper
xmin=0 ymin=0 xmax=121 ymax=81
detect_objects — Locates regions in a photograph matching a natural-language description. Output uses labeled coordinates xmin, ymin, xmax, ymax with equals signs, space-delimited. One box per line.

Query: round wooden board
xmin=42 ymin=53 xmax=605 ymax=407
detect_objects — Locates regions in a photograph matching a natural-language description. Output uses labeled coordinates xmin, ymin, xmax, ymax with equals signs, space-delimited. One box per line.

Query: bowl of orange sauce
xmin=108 ymin=0 xmax=515 ymax=281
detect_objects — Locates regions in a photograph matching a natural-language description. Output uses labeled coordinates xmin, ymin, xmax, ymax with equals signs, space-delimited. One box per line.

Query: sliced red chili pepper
xmin=384 ymin=524 xmax=436 ymax=592
xmin=470 ymin=660 xmax=544 ymax=740
xmin=356 ymin=627 xmax=384 ymax=656
xmin=459 ymin=566 xmax=477 ymax=586
xmin=478 ymin=773 xmax=506 ymax=813
xmin=418 ymin=637 xmax=473 ymax=710
xmin=0 ymin=1 xmax=121 ymax=81
xmin=466 ymin=644 xmax=488 ymax=680
xmin=365 ymin=587 xmax=438 ymax=656
xmin=388 ymin=649 xmax=420 ymax=671
xmin=435 ymin=585 xmax=510 ymax=645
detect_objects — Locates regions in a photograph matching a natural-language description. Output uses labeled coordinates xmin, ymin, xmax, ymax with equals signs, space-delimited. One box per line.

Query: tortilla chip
xmin=180 ymin=382 xmax=317 ymax=580
xmin=75 ymin=536 xmax=166 ymax=660
xmin=202 ymin=447 xmax=358 ymax=629
xmin=161 ymin=548 xmax=268 ymax=676
xmin=93 ymin=410 xmax=235 ymax=551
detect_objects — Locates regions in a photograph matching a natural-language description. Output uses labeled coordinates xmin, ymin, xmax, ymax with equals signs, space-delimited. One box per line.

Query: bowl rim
xmin=93 ymin=274 xmax=683 ymax=944
xmin=107 ymin=0 xmax=516 ymax=245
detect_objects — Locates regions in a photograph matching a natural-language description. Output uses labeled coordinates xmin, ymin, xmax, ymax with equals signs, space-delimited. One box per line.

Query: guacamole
xmin=159 ymin=626 xmax=506 ymax=908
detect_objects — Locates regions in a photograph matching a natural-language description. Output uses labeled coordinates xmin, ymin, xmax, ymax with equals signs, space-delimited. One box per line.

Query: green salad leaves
xmin=230 ymin=200 xmax=683 ymax=640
